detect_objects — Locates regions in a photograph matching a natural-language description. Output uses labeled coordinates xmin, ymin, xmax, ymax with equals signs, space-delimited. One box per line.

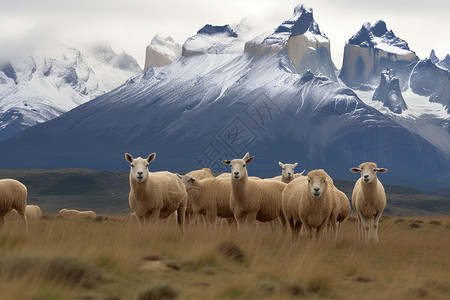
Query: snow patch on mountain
xmin=0 ymin=42 xmax=141 ymax=141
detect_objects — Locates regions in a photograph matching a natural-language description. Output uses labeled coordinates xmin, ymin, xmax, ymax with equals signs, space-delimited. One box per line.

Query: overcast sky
xmin=1 ymin=0 xmax=449 ymax=68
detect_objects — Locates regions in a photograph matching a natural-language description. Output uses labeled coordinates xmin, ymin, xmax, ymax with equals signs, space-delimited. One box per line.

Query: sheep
xmin=282 ymin=169 xmax=334 ymax=240
xmin=183 ymin=168 xmax=214 ymax=224
xmin=327 ymin=187 xmax=350 ymax=240
xmin=273 ymin=162 xmax=305 ymax=183
xmin=222 ymin=152 xmax=286 ymax=229
xmin=0 ymin=179 xmax=28 ymax=232
xmin=125 ymin=153 xmax=187 ymax=233
xmin=350 ymin=162 xmax=387 ymax=243
xmin=59 ymin=208 xmax=96 ymax=218
xmin=25 ymin=205 xmax=42 ymax=220
xmin=178 ymin=175 xmax=233 ymax=225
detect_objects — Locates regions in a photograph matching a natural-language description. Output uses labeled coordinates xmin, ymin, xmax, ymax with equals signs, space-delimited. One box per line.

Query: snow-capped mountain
xmin=0 ymin=42 xmax=141 ymax=141
xmin=144 ymin=35 xmax=181 ymax=69
xmin=339 ymin=20 xmax=418 ymax=89
xmin=372 ymin=69 xmax=407 ymax=114
xmin=430 ymin=50 xmax=450 ymax=70
xmin=0 ymin=6 xmax=448 ymax=192
xmin=245 ymin=4 xmax=336 ymax=80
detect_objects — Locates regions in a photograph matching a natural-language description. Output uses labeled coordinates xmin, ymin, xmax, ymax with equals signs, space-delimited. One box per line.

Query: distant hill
xmin=0 ymin=169 xmax=449 ymax=216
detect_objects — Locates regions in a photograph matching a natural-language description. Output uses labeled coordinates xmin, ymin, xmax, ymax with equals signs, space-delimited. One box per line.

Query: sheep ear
xmin=176 ymin=173 xmax=183 ymax=179
xmin=377 ymin=168 xmax=388 ymax=173
xmin=222 ymin=160 xmax=231 ymax=165
xmin=350 ymin=168 xmax=360 ymax=173
xmin=190 ymin=176 xmax=196 ymax=182
xmin=125 ymin=153 xmax=133 ymax=163
xmin=278 ymin=162 xmax=284 ymax=167
xmin=299 ymin=169 xmax=305 ymax=175
xmin=293 ymin=163 xmax=298 ymax=167
xmin=246 ymin=156 xmax=255 ymax=164
xmin=242 ymin=152 xmax=250 ymax=160
xmin=147 ymin=153 xmax=156 ymax=163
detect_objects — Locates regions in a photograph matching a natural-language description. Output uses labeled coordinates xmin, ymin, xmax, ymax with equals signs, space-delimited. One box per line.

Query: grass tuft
xmin=216 ymin=241 xmax=245 ymax=263
xmin=138 ymin=283 xmax=178 ymax=300
xmin=306 ymin=275 xmax=332 ymax=296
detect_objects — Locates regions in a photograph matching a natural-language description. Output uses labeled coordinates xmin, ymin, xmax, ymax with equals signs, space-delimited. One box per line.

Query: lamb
xmin=183 ymin=168 xmax=214 ymax=224
xmin=0 ymin=179 xmax=28 ymax=231
xmin=222 ymin=152 xmax=286 ymax=229
xmin=125 ymin=153 xmax=187 ymax=233
xmin=273 ymin=162 xmax=305 ymax=183
xmin=282 ymin=169 xmax=334 ymax=240
xmin=178 ymin=175 xmax=233 ymax=225
xmin=59 ymin=208 xmax=96 ymax=218
xmin=350 ymin=162 xmax=387 ymax=243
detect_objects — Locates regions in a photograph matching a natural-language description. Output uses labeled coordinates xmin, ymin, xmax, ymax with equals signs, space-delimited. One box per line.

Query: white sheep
xmin=273 ymin=162 xmax=305 ymax=183
xmin=350 ymin=162 xmax=387 ymax=243
xmin=6 ymin=204 xmax=42 ymax=220
xmin=59 ymin=208 xmax=96 ymax=218
xmin=282 ymin=169 xmax=334 ymax=240
xmin=178 ymin=175 xmax=233 ymax=225
xmin=125 ymin=153 xmax=187 ymax=233
xmin=183 ymin=168 xmax=214 ymax=224
xmin=0 ymin=179 xmax=28 ymax=231
xmin=222 ymin=152 xmax=286 ymax=229
xmin=328 ymin=187 xmax=350 ymax=240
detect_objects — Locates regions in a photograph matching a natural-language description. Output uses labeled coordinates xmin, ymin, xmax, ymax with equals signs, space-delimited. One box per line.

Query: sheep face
xmin=222 ymin=152 xmax=254 ymax=181
xmin=125 ymin=153 xmax=156 ymax=183
xmin=350 ymin=162 xmax=387 ymax=184
xmin=178 ymin=174 xmax=196 ymax=190
xmin=279 ymin=162 xmax=298 ymax=180
xmin=307 ymin=170 xmax=327 ymax=198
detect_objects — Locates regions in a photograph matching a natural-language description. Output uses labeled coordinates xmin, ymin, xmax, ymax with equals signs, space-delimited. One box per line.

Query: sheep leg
xmin=245 ymin=211 xmax=258 ymax=230
xmin=176 ymin=206 xmax=186 ymax=234
xmin=234 ymin=211 xmax=247 ymax=230
xmin=205 ymin=212 xmax=216 ymax=227
xmin=372 ymin=213 xmax=382 ymax=243
xmin=355 ymin=211 xmax=363 ymax=241
xmin=315 ymin=222 xmax=327 ymax=240
xmin=360 ymin=215 xmax=370 ymax=243
xmin=303 ymin=224 xmax=313 ymax=239
xmin=292 ymin=220 xmax=302 ymax=241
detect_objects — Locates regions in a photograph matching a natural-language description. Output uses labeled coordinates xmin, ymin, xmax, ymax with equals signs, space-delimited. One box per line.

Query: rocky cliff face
xmin=410 ymin=58 xmax=450 ymax=113
xmin=372 ymin=69 xmax=407 ymax=114
xmin=244 ymin=5 xmax=336 ymax=80
xmin=339 ymin=21 xmax=418 ymax=89
xmin=144 ymin=35 xmax=181 ymax=68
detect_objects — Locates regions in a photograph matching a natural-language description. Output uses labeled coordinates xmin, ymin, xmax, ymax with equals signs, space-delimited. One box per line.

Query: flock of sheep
xmin=126 ymin=152 xmax=388 ymax=243
xmin=0 ymin=151 xmax=388 ymax=243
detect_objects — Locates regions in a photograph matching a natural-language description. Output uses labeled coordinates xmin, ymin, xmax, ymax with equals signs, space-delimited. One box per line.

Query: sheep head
xmin=222 ymin=152 xmax=254 ymax=180
xmin=307 ymin=169 xmax=328 ymax=198
xmin=279 ymin=162 xmax=298 ymax=180
xmin=125 ymin=153 xmax=156 ymax=182
xmin=350 ymin=162 xmax=387 ymax=184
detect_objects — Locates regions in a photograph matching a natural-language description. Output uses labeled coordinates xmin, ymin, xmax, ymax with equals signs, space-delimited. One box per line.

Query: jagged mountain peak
xmin=349 ymin=20 xmax=410 ymax=51
xmin=271 ymin=3 xmax=326 ymax=41
xmin=197 ymin=24 xmax=238 ymax=37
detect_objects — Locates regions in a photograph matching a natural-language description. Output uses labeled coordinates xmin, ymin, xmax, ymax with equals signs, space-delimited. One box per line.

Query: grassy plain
xmin=0 ymin=214 xmax=449 ymax=300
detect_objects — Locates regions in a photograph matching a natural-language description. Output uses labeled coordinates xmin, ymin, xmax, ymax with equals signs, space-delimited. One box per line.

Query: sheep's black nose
xmin=138 ymin=171 xmax=143 ymax=176
xmin=314 ymin=187 xmax=320 ymax=192
xmin=287 ymin=173 xmax=292 ymax=176
xmin=234 ymin=172 xmax=239 ymax=175
xmin=364 ymin=175 xmax=369 ymax=178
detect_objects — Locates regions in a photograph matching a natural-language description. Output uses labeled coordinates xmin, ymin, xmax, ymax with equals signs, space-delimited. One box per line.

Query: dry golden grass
xmin=0 ymin=214 xmax=449 ymax=300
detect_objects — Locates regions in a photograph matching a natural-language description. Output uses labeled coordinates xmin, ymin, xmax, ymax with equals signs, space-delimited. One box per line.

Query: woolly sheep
xmin=282 ymin=169 xmax=334 ymax=240
xmin=178 ymin=175 xmax=233 ymax=225
xmin=0 ymin=179 xmax=28 ymax=231
xmin=222 ymin=152 xmax=286 ymax=229
xmin=328 ymin=188 xmax=350 ymax=240
xmin=125 ymin=153 xmax=187 ymax=233
xmin=350 ymin=162 xmax=387 ymax=243
xmin=273 ymin=162 xmax=305 ymax=183
xmin=25 ymin=205 xmax=42 ymax=220
xmin=183 ymin=168 xmax=214 ymax=224
xmin=59 ymin=208 xmax=96 ymax=218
